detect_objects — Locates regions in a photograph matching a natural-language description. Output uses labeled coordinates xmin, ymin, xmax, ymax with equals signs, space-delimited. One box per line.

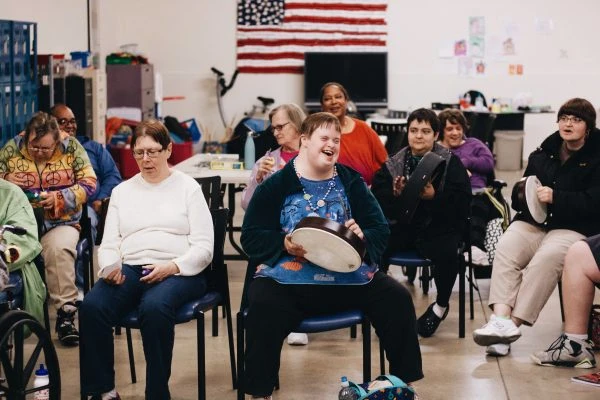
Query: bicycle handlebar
xmin=211 ymin=67 xmax=224 ymax=77
xmin=220 ymin=69 xmax=239 ymax=96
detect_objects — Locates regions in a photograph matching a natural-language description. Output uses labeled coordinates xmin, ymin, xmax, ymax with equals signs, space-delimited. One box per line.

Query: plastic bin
xmin=494 ymin=130 xmax=524 ymax=171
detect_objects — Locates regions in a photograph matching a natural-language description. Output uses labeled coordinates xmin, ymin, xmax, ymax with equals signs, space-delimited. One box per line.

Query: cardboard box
xmin=210 ymin=160 xmax=244 ymax=170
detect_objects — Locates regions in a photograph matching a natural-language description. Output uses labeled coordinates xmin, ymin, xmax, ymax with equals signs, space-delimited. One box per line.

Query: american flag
xmin=236 ymin=0 xmax=388 ymax=74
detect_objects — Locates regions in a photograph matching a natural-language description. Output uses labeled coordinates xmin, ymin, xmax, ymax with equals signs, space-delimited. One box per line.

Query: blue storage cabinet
xmin=0 ymin=19 xmax=36 ymax=147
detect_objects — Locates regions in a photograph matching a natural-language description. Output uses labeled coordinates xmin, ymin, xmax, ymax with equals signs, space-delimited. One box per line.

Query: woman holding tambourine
xmin=372 ymin=108 xmax=472 ymax=339
xmin=240 ymin=112 xmax=423 ymax=399
xmin=473 ymin=98 xmax=600 ymax=358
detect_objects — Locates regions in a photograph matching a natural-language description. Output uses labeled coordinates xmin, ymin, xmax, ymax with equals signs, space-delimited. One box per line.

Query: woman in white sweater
xmin=79 ymin=120 xmax=214 ymax=400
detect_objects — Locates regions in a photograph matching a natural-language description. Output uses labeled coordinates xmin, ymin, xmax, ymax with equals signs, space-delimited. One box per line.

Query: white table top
xmin=366 ymin=117 xmax=408 ymax=125
xmin=174 ymin=154 xmax=251 ymax=185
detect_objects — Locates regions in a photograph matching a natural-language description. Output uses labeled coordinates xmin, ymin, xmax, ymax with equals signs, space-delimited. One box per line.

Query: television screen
xmin=304 ymin=52 xmax=387 ymax=107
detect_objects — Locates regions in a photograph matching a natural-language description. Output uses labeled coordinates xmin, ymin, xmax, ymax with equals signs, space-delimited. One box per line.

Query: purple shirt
xmin=447 ymin=137 xmax=494 ymax=189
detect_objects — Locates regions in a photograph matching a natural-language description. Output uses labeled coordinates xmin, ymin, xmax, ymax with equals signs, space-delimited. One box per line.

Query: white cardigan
xmin=98 ymin=169 xmax=214 ymax=277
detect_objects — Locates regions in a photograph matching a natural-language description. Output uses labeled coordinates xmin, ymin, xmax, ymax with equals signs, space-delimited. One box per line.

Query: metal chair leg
xmin=125 ymin=327 xmax=137 ymax=383
xmin=198 ymin=314 xmax=205 ymax=400
xmin=236 ymin=312 xmax=245 ymax=400
xmin=362 ymin=318 xmax=371 ymax=382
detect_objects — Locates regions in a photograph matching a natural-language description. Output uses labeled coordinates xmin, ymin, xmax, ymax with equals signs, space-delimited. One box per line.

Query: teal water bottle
xmin=244 ymin=131 xmax=255 ymax=170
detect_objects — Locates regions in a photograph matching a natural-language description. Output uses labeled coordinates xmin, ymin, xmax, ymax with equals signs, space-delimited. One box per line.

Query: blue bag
xmin=348 ymin=374 xmax=416 ymax=400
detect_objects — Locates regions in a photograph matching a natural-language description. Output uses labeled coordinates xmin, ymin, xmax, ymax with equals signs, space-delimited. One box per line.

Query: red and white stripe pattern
xmin=236 ymin=0 xmax=388 ymax=74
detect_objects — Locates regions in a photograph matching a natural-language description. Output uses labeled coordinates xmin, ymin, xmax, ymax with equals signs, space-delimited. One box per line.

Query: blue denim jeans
xmin=80 ymin=264 xmax=207 ymax=399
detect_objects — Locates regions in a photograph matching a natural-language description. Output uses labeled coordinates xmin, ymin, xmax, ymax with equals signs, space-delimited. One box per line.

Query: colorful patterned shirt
xmin=0 ymin=132 xmax=97 ymax=231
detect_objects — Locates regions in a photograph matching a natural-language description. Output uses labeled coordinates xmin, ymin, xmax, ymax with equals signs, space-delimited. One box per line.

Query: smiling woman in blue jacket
xmin=240 ymin=112 xmax=423 ymax=399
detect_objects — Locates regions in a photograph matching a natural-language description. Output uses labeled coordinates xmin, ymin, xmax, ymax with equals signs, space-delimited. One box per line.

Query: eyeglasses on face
xmin=27 ymin=143 xmax=56 ymax=153
xmin=270 ymin=122 xmax=290 ymax=133
xmin=57 ymin=118 xmax=77 ymax=126
xmin=558 ymin=115 xmax=583 ymax=124
xmin=132 ymin=148 xmax=164 ymax=159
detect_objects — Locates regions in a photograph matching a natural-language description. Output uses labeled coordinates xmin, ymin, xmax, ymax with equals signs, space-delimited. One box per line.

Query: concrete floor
xmin=46 ymin=167 xmax=599 ymax=399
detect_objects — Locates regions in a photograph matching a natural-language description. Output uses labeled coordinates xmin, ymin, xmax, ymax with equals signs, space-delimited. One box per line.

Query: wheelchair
xmin=0 ymin=224 xmax=60 ymax=399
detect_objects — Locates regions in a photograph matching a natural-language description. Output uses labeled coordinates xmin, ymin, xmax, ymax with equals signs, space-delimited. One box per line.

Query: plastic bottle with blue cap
xmin=34 ymin=363 xmax=49 ymax=400
xmin=338 ymin=376 xmax=358 ymax=400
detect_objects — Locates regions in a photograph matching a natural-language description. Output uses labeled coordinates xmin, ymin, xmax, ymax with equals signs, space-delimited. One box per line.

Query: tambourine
xmin=396 ymin=152 xmax=445 ymax=225
xmin=512 ymin=175 xmax=547 ymax=224
xmin=290 ymin=216 xmax=366 ymax=273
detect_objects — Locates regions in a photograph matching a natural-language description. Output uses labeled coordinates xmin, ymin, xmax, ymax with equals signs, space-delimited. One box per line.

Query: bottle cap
xmin=35 ymin=363 xmax=48 ymax=376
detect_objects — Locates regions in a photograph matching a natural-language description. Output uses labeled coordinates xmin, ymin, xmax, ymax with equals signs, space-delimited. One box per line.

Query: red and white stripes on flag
xmin=236 ymin=0 xmax=388 ymax=74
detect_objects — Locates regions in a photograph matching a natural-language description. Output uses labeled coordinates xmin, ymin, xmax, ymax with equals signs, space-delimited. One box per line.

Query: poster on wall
xmin=455 ymin=39 xmax=467 ymax=56
xmin=468 ymin=16 xmax=485 ymax=58
xmin=458 ymin=56 xmax=473 ymax=77
xmin=503 ymin=38 xmax=515 ymax=56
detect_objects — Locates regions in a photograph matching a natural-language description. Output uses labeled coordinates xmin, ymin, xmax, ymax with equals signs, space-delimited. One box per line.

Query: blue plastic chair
xmin=117 ymin=208 xmax=236 ymax=400
xmin=384 ymin=246 xmax=470 ymax=339
xmin=236 ymin=307 xmax=372 ymax=400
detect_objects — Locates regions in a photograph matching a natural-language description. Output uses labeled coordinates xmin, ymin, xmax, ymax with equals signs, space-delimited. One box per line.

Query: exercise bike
xmin=0 ymin=224 xmax=60 ymax=399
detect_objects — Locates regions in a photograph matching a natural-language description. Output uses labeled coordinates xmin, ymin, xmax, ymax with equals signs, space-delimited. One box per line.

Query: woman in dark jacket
xmin=372 ymin=108 xmax=472 ymax=338
xmin=240 ymin=112 xmax=423 ymax=399
xmin=473 ymin=98 xmax=600 ymax=357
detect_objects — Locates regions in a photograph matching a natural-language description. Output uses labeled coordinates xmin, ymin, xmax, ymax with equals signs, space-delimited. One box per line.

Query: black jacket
xmin=371 ymin=144 xmax=472 ymax=239
xmin=512 ymin=129 xmax=600 ymax=236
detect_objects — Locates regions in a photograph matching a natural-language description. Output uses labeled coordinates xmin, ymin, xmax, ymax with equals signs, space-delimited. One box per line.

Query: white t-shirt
xmin=98 ymin=169 xmax=214 ymax=276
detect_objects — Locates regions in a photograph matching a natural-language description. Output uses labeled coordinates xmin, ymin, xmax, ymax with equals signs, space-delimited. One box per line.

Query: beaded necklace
xmin=293 ymin=158 xmax=337 ymax=211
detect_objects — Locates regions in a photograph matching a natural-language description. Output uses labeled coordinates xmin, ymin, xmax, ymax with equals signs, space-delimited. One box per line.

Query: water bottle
xmin=33 ymin=363 xmax=49 ymax=400
xmin=338 ymin=376 xmax=358 ymax=400
xmin=244 ymin=131 xmax=255 ymax=170
xmin=475 ymin=94 xmax=484 ymax=109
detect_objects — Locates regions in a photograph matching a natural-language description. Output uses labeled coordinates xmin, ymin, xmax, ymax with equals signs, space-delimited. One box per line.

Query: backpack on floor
xmin=348 ymin=375 xmax=416 ymax=400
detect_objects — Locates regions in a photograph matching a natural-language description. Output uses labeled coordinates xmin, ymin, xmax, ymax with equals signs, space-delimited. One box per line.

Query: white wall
xmin=4 ymin=0 xmax=600 ymax=144
xmin=1 ymin=0 xmax=87 ymax=54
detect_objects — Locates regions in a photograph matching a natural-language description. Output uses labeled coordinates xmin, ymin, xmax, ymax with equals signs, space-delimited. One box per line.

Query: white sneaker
xmin=486 ymin=343 xmax=510 ymax=356
xmin=287 ymin=332 xmax=308 ymax=345
xmin=473 ymin=315 xmax=521 ymax=346
xmin=471 ymin=246 xmax=490 ymax=266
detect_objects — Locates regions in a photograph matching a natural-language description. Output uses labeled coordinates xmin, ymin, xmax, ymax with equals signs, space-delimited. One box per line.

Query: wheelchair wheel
xmin=0 ymin=310 xmax=60 ymax=399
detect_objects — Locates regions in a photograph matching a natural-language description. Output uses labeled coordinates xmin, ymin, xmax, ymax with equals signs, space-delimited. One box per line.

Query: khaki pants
xmin=40 ymin=225 xmax=80 ymax=311
xmin=488 ymin=220 xmax=584 ymax=325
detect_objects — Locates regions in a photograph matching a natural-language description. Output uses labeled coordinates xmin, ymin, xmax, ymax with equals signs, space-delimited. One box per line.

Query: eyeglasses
xmin=270 ymin=122 xmax=290 ymax=133
xmin=132 ymin=148 xmax=164 ymax=159
xmin=27 ymin=143 xmax=56 ymax=153
xmin=558 ymin=115 xmax=583 ymax=124
xmin=57 ymin=118 xmax=77 ymax=126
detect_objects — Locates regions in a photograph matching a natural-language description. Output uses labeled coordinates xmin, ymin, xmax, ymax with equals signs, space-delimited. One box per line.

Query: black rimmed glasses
xmin=132 ymin=148 xmax=164 ymax=159
xmin=270 ymin=122 xmax=290 ymax=133
xmin=27 ymin=143 xmax=56 ymax=153
xmin=558 ymin=115 xmax=583 ymax=124
xmin=57 ymin=118 xmax=77 ymax=126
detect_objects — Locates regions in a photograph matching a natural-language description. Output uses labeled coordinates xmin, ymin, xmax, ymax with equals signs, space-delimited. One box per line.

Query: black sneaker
xmin=56 ymin=302 xmax=79 ymax=346
xmin=417 ymin=302 xmax=449 ymax=338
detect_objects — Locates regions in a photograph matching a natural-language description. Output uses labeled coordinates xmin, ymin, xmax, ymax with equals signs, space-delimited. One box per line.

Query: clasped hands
xmin=285 ymin=219 xmax=364 ymax=257
xmin=103 ymin=261 xmax=180 ymax=285
xmin=393 ymin=176 xmax=435 ymax=200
